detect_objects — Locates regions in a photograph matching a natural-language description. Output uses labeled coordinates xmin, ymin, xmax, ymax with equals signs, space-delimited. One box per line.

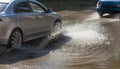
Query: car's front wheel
xmin=8 ymin=29 xmax=23 ymax=49
xmin=97 ymin=10 xmax=104 ymax=18
xmin=51 ymin=21 xmax=62 ymax=37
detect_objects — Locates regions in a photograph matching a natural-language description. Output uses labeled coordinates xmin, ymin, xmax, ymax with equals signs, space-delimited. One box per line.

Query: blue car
xmin=97 ymin=0 xmax=120 ymax=17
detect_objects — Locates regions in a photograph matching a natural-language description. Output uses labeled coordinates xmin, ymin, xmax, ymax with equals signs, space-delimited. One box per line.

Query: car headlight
xmin=117 ymin=3 xmax=120 ymax=7
xmin=97 ymin=2 xmax=101 ymax=7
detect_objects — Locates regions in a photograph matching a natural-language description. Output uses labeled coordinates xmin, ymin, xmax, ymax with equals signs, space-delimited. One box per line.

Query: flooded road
xmin=0 ymin=10 xmax=120 ymax=69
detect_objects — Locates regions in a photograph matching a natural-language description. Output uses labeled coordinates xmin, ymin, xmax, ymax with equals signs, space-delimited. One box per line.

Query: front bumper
xmin=97 ymin=7 xmax=120 ymax=13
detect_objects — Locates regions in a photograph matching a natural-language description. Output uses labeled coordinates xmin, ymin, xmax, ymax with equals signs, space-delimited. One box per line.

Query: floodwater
xmin=0 ymin=11 xmax=120 ymax=69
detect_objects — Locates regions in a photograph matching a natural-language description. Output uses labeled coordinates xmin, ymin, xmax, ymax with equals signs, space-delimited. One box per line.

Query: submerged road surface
xmin=0 ymin=10 xmax=120 ymax=69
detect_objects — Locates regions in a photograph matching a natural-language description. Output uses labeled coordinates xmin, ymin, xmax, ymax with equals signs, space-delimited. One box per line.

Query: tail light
xmin=97 ymin=2 xmax=101 ymax=7
xmin=117 ymin=3 xmax=120 ymax=7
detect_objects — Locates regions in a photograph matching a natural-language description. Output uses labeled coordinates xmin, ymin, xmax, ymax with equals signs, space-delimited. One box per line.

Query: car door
xmin=29 ymin=2 xmax=51 ymax=34
xmin=13 ymin=2 xmax=39 ymax=38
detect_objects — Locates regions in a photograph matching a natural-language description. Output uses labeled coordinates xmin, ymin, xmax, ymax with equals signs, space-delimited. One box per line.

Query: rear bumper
xmin=0 ymin=37 xmax=8 ymax=45
xmin=0 ymin=25 xmax=10 ymax=45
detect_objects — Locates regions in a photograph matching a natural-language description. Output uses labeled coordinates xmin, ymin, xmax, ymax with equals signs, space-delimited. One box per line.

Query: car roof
xmin=0 ymin=0 xmax=12 ymax=3
xmin=0 ymin=0 xmax=38 ymax=3
xmin=100 ymin=0 xmax=120 ymax=1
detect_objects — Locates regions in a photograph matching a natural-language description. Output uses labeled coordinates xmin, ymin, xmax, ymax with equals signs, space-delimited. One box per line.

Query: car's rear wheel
xmin=8 ymin=29 xmax=23 ymax=49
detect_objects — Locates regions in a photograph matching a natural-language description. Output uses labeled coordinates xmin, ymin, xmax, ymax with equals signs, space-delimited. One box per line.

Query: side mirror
xmin=46 ymin=8 xmax=52 ymax=13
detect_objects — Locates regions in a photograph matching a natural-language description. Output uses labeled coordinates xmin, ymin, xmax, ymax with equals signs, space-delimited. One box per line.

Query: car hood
xmin=100 ymin=0 xmax=120 ymax=2
xmin=99 ymin=0 xmax=120 ymax=6
xmin=49 ymin=11 xmax=62 ymax=20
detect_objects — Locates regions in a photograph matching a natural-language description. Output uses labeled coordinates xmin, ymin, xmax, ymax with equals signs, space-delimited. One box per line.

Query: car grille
xmin=102 ymin=4 xmax=116 ymax=8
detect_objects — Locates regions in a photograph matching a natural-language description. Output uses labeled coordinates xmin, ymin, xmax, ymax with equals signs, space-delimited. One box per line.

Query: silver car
xmin=0 ymin=0 xmax=62 ymax=48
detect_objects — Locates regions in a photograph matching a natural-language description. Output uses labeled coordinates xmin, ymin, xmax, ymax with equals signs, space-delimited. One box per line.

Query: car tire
xmin=8 ymin=29 xmax=23 ymax=49
xmin=97 ymin=11 xmax=104 ymax=18
xmin=51 ymin=21 xmax=62 ymax=37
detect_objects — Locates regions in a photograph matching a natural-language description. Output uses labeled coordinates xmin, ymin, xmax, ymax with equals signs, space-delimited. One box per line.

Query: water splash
xmin=49 ymin=12 xmax=109 ymax=62
xmin=2 ymin=12 xmax=120 ymax=69
xmin=64 ymin=24 xmax=107 ymax=46
xmin=85 ymin=12 xmax=99 ymax=21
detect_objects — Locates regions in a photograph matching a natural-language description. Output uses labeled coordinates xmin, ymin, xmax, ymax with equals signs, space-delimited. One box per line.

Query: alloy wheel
xmin=9 ymin=30 xmax=23 ymax=48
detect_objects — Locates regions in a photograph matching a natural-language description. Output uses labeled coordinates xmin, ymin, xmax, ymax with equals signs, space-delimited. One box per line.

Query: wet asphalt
xmin=0 ymin=10 xmax=120 ymax=69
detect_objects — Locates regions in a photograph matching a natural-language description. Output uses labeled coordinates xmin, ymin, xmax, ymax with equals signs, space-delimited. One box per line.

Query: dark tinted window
xmin=0 ymin=3 xmax=7 ymax=13
xmin=29 ymin=2 xmax=45 ymax=13
xmin=101 ymin=0 xmax=120 ymax=1
xmin=14 ymin=2 xmax=32 ymax=13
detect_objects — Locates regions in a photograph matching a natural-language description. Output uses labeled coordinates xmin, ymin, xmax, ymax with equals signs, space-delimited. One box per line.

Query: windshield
xmin=0 ymin=3 xmax=7 ymax=13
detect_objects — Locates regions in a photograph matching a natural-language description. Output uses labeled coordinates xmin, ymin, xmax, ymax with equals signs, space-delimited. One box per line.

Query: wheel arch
xmin=8 ymin=27 xmax=23 ymax=43
xmin=11 ymin=27 xmax=23 ymax=36
xmin=53 ymin=19 xmax=62 ymax=27
xmin=54 ymin=19 xmax=62 ymax=24
xmin=50 ymin=19 xmax=62 ymax=34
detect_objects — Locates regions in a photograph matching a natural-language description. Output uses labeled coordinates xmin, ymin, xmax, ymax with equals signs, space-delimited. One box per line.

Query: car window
xmin=14 ymin=2 xmax=32 ymax=13
xmin=101 ymin=0 xmax=120 ymax=1
xmin=0 ymin=3 xmax=7 ymax=13
xmin=29 ymin=2 xmax=45 ymax=13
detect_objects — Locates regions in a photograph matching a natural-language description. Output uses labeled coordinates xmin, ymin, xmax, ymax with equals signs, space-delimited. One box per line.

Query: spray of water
xmin=3 ymin=12 xmax=120 ymax=69
xmin=48 ymin=12 xmax=109 ymax=62
xmin=63 ymin=23 xmax=107 ymax=46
